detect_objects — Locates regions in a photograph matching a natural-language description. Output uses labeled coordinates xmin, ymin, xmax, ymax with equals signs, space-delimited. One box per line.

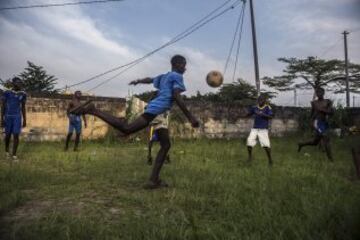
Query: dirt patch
xmin=1 ymin=191 xmax=125 ymax=225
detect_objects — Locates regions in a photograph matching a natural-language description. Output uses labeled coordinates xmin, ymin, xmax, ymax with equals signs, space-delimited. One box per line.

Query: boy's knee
xmin=161 ymin=141 xmax=171 ymax=150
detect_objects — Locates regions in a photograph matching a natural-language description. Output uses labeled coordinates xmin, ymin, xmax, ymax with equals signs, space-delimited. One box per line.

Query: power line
xmin=87 ymin=0 xmax=244 ymax=91
xmin=64 ymin=0 xmax=238 ymax=90
xmin=349 ymin=27 xmax=360 ymax=33
xmin=232 ymin=2 xmax=246 ymax=82
xmin=0 ymin=0 xmax=124 ymax=11
xmin=61 ymin=0 xmax=241 ymax=91
xmin=318 ymin=37 xmax=342 ymax=58
xmin=223 ymin=0 xmax=245 ymax=76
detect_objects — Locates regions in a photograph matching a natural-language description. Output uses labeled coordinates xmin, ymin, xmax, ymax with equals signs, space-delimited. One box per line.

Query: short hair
xmin=75 ymin=90 xmax=81 ymax=94
xmin=12 ymin=77 xmax=21 ymax=83
xmin=316 ymin=87 xmax=325 ymax=93
xmin=171 ymin=55 xmax=186 ymax=66
xmin=258 ymin=94 xmax=267 ymax=100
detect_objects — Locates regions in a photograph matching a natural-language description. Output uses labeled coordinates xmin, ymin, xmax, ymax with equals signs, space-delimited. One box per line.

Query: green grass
xmin=0 ymin=136 xmax=360 ymax=240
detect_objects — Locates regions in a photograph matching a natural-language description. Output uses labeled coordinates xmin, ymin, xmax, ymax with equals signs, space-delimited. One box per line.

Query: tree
xmin=263 ymin=57 xmax=360 ymax=94
xmin=135 ymin=90 xmax=157 ymax=102
xmin=0 ymin=61 xmax=58 ymax=93
xmin=189 ymin=79 xmax=276 ymax=104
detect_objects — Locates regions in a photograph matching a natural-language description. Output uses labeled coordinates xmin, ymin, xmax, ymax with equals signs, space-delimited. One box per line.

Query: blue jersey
xmin=2 ymin=90 xmax=27 ymax=116
xmin=69 ymin=114 xmax=81 ymax=124
xmin=249 ymin=105 xmax=273 ymax=129
xmin=145 ymin=71 xmax=186 ymax=115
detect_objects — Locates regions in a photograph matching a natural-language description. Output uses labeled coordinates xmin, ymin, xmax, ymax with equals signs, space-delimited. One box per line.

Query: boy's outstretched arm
xmin=173 ymin=89 xmax=199 ymax=128
xmin=22 ymin=99 xmax=27 ymax=128
xmin=83 ymin=115 xmax=87 ymax=128
xmin=129 ymin=78 xmax=153 ymax=85
xmin=1 ymin=98 xmax=6 ymax=127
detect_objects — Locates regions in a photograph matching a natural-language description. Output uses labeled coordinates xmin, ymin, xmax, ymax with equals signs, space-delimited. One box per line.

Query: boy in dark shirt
xmin=246 ymin=95 xmax=273 ymax=165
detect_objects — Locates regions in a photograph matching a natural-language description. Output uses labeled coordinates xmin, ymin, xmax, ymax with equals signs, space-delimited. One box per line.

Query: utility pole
xmin=343 ymin=30 xmax=350 ymax=107
xmin=353 ymin=95 xmax=356 ymax=107
xmin=249 ymin=0 xmax=260 ymax=95
xmin=294 ymin=88 xmax=297 ymax=107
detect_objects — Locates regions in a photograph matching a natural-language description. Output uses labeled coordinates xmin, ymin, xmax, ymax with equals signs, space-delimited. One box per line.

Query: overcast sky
xmin=0 ymin=0 xmax=359 ymax=106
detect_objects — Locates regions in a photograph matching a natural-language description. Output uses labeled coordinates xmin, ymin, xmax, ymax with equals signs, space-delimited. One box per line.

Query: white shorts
xmin=247 ymin=128 xmax=270 ymax=148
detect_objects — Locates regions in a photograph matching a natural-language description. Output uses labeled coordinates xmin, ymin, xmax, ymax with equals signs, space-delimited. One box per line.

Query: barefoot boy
xmin=65 ymin=91 xmax=87 ymax=151
xmin=298 ymin=87 xmax=334 ymax=161
xmin=71 ymin=55 xmax=199 ymax=189
xmin=246 ymin=95 xmax=273 ymax=166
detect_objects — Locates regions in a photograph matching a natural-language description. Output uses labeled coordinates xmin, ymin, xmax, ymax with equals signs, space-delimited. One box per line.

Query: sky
xmin=0 ymin=0 xmax=359 ymax=106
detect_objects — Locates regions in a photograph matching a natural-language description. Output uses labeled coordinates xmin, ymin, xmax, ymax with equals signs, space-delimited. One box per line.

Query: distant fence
xmin=1 ymin=93 xmax=360 ymax=141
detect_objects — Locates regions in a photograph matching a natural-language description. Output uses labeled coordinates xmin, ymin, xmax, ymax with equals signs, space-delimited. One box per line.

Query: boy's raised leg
xmin=71 ymin=103 xmax=153 ymax=135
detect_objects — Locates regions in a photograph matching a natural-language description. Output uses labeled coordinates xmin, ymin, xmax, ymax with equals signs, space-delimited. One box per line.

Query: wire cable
xmin=63 ymin=0 xmax=238 ymax=90
xmin=318 ymin=37 xmax=342 ymax=58
xmin=87 ymin=0 xmax=243 ymax=91
xmin=223 ymin=1 xmax=245 ymax=76
xmin=231 ymin=2 xmax=246 ymax=82
xmin=0 ymin=0 xmax=124 ymax=11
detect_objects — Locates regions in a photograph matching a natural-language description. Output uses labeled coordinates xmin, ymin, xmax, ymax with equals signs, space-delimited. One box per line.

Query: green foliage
xmin=189 ymin=79 xmax=276 ymax=104
xmin=263 ymin=57 xmax=360 ymax=93
xmin=329 ymin=104 xmax=352 ymax=129
xmin=135 ymin=91 xmax=157 ymax=102
xmin=1 ymin=138 xmax=360 ymax=239
xmin=297 ymin=104 xmax=353 ymax=132
xmin=0 ymin=61 xmax=58 ymax=93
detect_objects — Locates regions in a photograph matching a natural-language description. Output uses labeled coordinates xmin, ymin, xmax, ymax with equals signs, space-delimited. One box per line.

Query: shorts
xmin=314 ymin=119 xmax=329 ymax=136
xmin=68 ymin=121 xmax=82 ymax=134
xmin=4 ymin=115 xmax=22 ymax=135
xmin=151 ymin=131 xmax=159 ymax=142
xmin=247 ymin=128 xmax=270 ymax=148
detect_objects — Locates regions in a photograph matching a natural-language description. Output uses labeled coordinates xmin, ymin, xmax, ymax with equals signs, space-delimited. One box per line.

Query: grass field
xmin=1 ymin=136 xmax=360 ymax=240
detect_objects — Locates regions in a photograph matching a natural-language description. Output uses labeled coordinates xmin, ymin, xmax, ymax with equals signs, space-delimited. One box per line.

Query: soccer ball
xmin=206 ymin=70 xmax=223 ymax=88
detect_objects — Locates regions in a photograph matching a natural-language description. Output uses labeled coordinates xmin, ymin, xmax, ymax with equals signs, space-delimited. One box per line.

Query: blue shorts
xmin=4 ymin=115 xmax=22 ymax=135
xmin=314 ymin=119 xmax=329 ymax=135
xmin=68 ymin=121 xmax=82 ymax=134
xmin=151 ymin=131 xmax=159 ymax=142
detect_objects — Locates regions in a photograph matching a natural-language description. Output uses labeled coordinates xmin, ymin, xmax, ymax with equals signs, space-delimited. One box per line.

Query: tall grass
xmin=0 ymin=137 xmax=360 ymax=240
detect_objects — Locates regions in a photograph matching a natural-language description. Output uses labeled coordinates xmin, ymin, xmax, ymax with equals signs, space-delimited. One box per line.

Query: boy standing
xmin=65 ymin=91 xmax=87 ymax=151
xmin=246 ymin=95 xmax=273 ymax=166
xmin=1 ymin=77 xmax=27 ymax=161
xmin=71 ymin=55 xmax=199 ymax=189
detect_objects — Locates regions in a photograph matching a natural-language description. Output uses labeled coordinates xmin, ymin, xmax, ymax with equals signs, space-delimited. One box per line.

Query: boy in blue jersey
xmin=246 ymin=95 xmax=273 ymax=165
xmin=71 ymin=55 xmax=199 ymax=189
xmin=298 ymin=87 xmax=334 ymax=160
xmin=65 ymin=91 xmax=87 ymax=151
xmin=1 ymin=77 xmax=27 ymax=161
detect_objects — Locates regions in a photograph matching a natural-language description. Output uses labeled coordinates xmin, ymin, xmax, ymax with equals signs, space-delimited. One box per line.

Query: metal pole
xmin=343 ymin=31 xmax=350 ymax=107
xmin=249 ymin=0 xmax=260 ymax=95
xmin=294 ymin=88 xmax=297 ymax=107
xmin=353 ymin=95 xmax=356 ymax=107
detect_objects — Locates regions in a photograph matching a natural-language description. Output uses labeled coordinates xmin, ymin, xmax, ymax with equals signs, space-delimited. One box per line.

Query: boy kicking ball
xmin=246 ymin=95 xmax=273 ymax=166
xmin=70 ymin=55 xmax=199 ymax=189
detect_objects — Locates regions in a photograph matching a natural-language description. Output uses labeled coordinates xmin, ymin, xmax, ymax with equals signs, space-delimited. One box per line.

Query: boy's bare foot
xmin=147 ymin=156 xmax=153 ymax=165
xmin=143 ymin=179 xmax=169 ymax=190
xmin=297 ymin=144 xmax=302 ymax=153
